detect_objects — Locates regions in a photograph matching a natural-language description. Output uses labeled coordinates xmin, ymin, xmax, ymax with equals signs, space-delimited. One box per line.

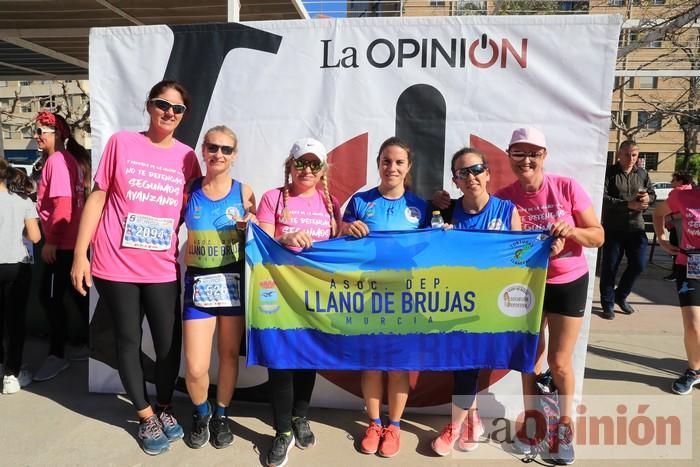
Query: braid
xmin=321 ymin=174 xmax=337 ymax=238
xmin=282 ymin=159 xmax=291 ymax=223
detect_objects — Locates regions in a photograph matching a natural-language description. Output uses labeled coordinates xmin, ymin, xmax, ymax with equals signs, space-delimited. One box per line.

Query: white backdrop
xmin=88 ymin=15 xmax=622 ymax=417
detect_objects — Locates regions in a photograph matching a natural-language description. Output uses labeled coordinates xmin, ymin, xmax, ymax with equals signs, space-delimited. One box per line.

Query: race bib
xmin=122 ymin=213 xmax=174 ymax=251
xmin=687 ymin=254 xmax=700 ymax=280
xmin=193 ymin=273 xmax=240 ymax=308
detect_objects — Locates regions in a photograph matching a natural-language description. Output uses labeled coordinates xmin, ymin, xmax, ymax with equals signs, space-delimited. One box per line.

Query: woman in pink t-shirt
xmin=653 ymin=188 xmax=700 ymax=395
xmin=256 ymin=138 xmax=340 ymax=467
xmin=496 ymin=128 xmax=604 ymax=465
xmin=70 ymin=80 xmax=201 ymax=456
xmin=33 ymin=111 xmax=91 ymax=383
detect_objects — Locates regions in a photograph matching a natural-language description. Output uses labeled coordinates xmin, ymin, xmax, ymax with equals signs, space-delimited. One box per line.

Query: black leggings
xmin=268 ymin=369 xmax=316 ymax=433
xmin=93 ymin=278 xmax=180 ymax=411
xmin=40 ymin=249 xmax=89 ymax=357
xmin=452 ymin=369 xmax=480 ymax=410
xmin=0 ymin=263 xmax=31 ymax=375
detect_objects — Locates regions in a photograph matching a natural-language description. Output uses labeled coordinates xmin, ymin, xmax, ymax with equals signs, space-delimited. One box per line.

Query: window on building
xmin=20 ymin=103 xmax=32 ymax=113
xmin=40 ymin=97 xmax=57 ymax=110
xmin=430 ymin=0 xmax=446 ymax=5
xmin=611 ymin=110 xmax=631 ymax=128
xmin=614 ymin=76 xmax=634 ymax=89
xmin=607 ymin=151 xmax=616 ymax=166
xmin=20 ymin=127 xmax=34 ymax=139
xmin=0 ymin=81 xmax=7 ymax=87
xmin=639 ymin=152 xmax=659 ymax=170
xmin=651 ymin=0 xmax=665 ymax=5
xmin=646 ymin=37 xmax=662 ymax=48
xmin=19 ymin=80 xmax=31 ymax=86
xmin=608 ymin=0 xmax=625 ymax=6
xmin=638 ymin=111 xmax=661 ymax=130
xmin=638 ymin=76 xmax=658 ymax=89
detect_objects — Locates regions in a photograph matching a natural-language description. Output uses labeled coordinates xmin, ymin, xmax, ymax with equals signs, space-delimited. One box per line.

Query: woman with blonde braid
xmin=256 ymin=138 xmax=340 ymax=467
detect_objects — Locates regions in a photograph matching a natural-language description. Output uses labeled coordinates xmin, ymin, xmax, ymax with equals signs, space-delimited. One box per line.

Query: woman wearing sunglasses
xmin=341 ymin=136 xmax=428 ymax=458
xmin=71 ymin=80 xmax=201 ymax=455
xmin=33 ymin=111 xmax=91 ymax=382
xmin=182 ymin=125 xmax=256 ymax=450
xmin=496 ymin=128 xmax=603 ymax=465
xmin=256 ymin=137 xmax=340 ymax=467
xmin=430 ymin=147 xmax=521 ymax=456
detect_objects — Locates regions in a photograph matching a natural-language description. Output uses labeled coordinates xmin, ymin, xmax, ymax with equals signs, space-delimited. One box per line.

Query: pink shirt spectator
xmin=36 ymin=150 xmax=85 ymax=249
xmin=91 ymin=131 xmax=200 ymax=283
xmin=667 ymin=187 xmax=700 ymax=266
xmin=497 ymin=173 xmax=593 ymax=284
xmin=257 ymin=188 xmax=340 ymax=246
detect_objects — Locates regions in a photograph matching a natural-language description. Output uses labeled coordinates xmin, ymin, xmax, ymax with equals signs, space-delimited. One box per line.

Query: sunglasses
xmin=508 ymin=150 xmax=545 ymax=161
xmin=454 ymin=164 xmax=487 ymax=179
xmin=205 ymin=143 xmax=235 ymax=156
xmin=149 ymin=98 xmax=187 ymax=115
xmin=34 ymin=127 xmax=56 ymax=136
xmin=293 ymin=159 xmax=324 ymax=173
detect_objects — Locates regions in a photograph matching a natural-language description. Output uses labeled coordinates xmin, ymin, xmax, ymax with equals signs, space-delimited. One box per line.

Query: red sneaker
xmin=431 ymin=422 xmax=460 ymax=456
xmin=378 ymin=425 xmax=401 ymax=458
xmin=360 ymin=422 xmax=382 ymax=454
xmin=457 ymin=411 xmax=485 ymax=452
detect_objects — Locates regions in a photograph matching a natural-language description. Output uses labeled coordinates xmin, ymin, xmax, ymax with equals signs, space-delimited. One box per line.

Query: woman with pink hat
xmin=497 ymin=127 xmax=604 ymax=465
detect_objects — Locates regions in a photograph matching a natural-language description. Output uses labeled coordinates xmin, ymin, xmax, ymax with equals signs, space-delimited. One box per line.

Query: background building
xmin=345 ymin=0 xmax=700 ymax=182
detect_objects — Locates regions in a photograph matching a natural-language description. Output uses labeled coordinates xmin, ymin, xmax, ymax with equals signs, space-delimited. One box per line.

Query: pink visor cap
xmin=289 ymin=137 xmax=327 ymax=163
xmin=508 ymin=127 xmax=547 ymax=150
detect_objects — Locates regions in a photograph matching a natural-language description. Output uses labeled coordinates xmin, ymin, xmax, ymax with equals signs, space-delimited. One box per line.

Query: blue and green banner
xmin=245 ymin=224 xmax=552 ymax=372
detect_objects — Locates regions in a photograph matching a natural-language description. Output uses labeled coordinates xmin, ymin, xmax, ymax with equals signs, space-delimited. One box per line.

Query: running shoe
xmin=360 ymin=421 xmax=382 ymax=454
xmin=548 ymin=422 xmax=575 ymax=465
xmin=2 ymin=370 xmax=32 ymax=394
xmin=266 ymin=432 xmax=294 ymax=467
xmin=431 ymin=422 xmax=459 ymax=456
xmin=671 ymin=368 xmax=700 ymax=395
xmin=210 ymin=414 xmax=234 ymax=449
xmin=457 ymin=411 xmax=485 ymax=451
xmin=378 ymin=425 xmax=400 ymax=458
xmin=138 ymin=414 xmax=169 ymax=455
xmin=33 ymin=355 xmax=69 ymax=381
xmin=157 ymin=406 xmax=184 ymax=441
xmin=187 ymin=408 xmax=211 ymax=449
xmin=291 ymin=416 xmax=315 ymax=449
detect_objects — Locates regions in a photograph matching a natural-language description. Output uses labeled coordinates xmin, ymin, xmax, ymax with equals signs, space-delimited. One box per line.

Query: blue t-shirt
xmin=450 ymin=195 xmax=514 ymax=231
xmin=184 ymin=177 xmax=245 ymax=269
xmin=343 ymin=187 xmax=428 ymax=231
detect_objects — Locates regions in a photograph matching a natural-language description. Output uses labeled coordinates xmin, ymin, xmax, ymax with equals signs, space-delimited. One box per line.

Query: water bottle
xmin=430 ymin=210 xmax=444 ymax=228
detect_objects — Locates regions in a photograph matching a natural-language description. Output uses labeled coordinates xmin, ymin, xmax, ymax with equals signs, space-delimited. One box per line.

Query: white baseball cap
xmin=508 ymin=127 xmax=547 ymax=150
xmin=289 ymin=137 xmax=327 ymax=163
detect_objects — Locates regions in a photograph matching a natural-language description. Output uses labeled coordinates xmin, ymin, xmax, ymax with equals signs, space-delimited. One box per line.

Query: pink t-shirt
xmin=497 ymin=173 xmax=593 ymax=284
xmin=667 ymin=187 xmax=700 ymax=266
xmin=91 ymin=131 xmax=200 ymax=283
xmin=36 ymin=150 xmax=85 ymax=249
xmin=257 ymin=187 xmax=340 ymax=246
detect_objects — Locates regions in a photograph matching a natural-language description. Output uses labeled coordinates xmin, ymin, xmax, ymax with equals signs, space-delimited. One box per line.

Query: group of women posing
xmin=58 ymin=79 xmax=602 ymax=467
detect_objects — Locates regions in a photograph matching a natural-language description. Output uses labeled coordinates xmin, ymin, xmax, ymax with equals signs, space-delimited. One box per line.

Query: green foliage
xmin=675 ymin=153 xmax=700 ymax=180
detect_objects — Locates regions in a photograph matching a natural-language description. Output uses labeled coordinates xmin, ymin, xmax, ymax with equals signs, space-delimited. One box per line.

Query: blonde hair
xmin=281 ymin=156 xmax=337 ymax=237
xmin=203 ymin=125 xmax=238 ymax=151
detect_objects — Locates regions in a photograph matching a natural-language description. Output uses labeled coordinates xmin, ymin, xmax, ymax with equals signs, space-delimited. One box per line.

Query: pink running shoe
xmin=360 ymin=421 xmax=382 ymax=454
xmin=457 ymin=411 xmax=485 ymax=452
xmin=431 ymin=422 xmax=460 ymax=456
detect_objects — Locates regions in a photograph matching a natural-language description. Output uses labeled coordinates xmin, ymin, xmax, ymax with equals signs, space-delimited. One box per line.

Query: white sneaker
xmin=66 ymin=345 xmax=90 ymax=361
xmin=33 ymin=355 xmax=69 ymax=382
xmin=2 ymin=370 xmax=32 ymax=394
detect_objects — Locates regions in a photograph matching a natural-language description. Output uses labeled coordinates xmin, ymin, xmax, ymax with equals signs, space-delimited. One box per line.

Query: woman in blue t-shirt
xmin=430 ymin=147 xmax=521 ymax=456
xmin=341 ymin=136 xmax=428 ymax=458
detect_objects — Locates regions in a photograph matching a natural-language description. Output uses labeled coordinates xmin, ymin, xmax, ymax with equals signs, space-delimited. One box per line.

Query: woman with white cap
xmin=341 ymin=136 xmax=428 ymax=459
xmin=256 ymin=137 xmax=340 ymax=467
xmin=496 ymin=127 xmax=603 ymax=465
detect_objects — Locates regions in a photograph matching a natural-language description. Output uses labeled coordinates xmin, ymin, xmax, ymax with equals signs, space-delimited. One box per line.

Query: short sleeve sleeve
xmin=24 ymin=198 xmax=38 ymax=220
xmin=569 ymin=178 xmax=593 ymax=213
xmin=43 ymin=155 xmax=73 ymax=198
xmin=94 ymin=133 xmax=119 ymax=191
xmin=667 ymin=189 xmax=681 ymax=213
xmin=342 ymin=196 xmax=359 ymax=223
xmin=257 ymin=189 xmax=281 ymax=225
